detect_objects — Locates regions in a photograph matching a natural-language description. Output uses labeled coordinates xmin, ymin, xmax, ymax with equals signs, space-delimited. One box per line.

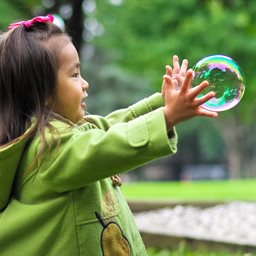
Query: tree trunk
xmin=44 ymin=0 xmax=85 ymax=54
xmin=216 ymin=115 xmax=243 ymax=179
xmin=216 ymin=114 xmax=256 ymax=179
xmin=66 ymin=0 xmax=84 ymax=54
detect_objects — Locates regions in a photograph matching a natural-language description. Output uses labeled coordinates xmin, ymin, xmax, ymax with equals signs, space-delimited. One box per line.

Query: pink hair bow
xmin=8 ymin=14 xmax=54 ymax=30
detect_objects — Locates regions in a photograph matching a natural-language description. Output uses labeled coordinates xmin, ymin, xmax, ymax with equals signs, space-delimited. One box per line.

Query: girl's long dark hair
xmin=0 ymin=22 xmax=69 ymax=146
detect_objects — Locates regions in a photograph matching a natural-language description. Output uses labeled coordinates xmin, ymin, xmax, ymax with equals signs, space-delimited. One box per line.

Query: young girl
xmin=0 ymin=15 xmax=217 ymax=255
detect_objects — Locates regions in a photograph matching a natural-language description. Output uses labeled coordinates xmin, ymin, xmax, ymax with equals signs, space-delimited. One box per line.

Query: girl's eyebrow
xmin=69 ymin=62 xmax=80 ymax=72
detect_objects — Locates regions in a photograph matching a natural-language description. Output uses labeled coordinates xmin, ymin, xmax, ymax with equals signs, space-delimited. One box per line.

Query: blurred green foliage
xmin=0 ymin=0 xmax=40 ymax=29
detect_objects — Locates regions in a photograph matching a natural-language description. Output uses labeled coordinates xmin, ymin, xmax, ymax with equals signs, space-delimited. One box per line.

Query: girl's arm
xmin=37 ymin=107 xmax=177 ymax=192
xmin=84 ymin=92 xmax=164 ymax=128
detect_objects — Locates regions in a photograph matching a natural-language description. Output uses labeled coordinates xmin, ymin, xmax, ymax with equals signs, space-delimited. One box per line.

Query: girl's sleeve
xmin=38 ymin=107 xmax=177 ymax=192
xmin=102 ymin=93 xmax=164 ymax=124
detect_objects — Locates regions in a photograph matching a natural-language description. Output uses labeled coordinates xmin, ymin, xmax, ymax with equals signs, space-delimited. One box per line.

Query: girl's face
xmin=53 ymin=40 xmax=89 ymax=123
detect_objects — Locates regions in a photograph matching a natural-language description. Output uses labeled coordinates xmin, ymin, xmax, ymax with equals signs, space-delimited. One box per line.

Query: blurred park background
xmin=1 ymin=0 xmax=255 ymax=254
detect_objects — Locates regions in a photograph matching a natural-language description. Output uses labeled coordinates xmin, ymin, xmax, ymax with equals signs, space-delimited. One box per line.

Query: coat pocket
xmin=73 ymin=180 xmax=121 ymax=255
xmin=73 ymin=180 xmax=120 ymax=225
xmin=127 ymin=116 xmax=149 ymax=147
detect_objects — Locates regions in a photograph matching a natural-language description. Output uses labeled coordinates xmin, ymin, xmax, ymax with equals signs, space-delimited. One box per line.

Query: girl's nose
xmin=82 ymin=77 xmax=89 ymax=91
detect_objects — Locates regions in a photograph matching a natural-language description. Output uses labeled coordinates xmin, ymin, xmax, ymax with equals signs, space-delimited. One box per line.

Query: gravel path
xmin=134 ymin=202 xmax=256 ymax=246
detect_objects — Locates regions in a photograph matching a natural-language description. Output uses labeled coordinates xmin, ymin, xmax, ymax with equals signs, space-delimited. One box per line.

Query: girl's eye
xmin=72 ymin=73 xmax=80 ymax=78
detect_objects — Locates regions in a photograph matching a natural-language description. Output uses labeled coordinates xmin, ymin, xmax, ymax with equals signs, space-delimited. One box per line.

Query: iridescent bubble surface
xmin=192 ymin=55 xmax=245 ymax=112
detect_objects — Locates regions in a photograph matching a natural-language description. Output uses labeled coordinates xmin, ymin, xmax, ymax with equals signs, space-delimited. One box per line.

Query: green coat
xmin=0 ymin=93 xmax=177 ymax=255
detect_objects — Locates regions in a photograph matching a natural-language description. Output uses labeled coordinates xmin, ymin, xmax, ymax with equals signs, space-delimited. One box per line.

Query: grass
xmin=121 ymin=179 xmax=256 ymax=201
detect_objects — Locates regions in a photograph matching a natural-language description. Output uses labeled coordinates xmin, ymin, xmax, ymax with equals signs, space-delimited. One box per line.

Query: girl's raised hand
xmin=163 ymin=69 xmax=218 ymax=131
xmin=162 ymin=55 xmax=188 ymax=98
xmin=171 ymin=55 xmax=188 ymax=89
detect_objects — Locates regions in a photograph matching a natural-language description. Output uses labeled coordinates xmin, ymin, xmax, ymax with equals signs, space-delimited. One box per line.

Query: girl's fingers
xmin=188 ymin=80 xmax=209 ymax=99
xmin=180 ymin=69 xmax=193 ymax=93
xmin=194 ymin=91 xmax=215 ymax=106
xmin=172 ymin=55 xmax=180 ymax=74
xmin=180 ymin=59 xmax=188 ymax=76
xmin=163 ymin=74 xmax=174 ymax=90
xmin=197 ymin=108 xmax=218 ymax=118
xmin=165 ymin=65 xmax=172 ymax=76
xmin=172 ymin=74 xmax=184 ymax=89
xmin=172 ymin=55 xmax=188 ymax=76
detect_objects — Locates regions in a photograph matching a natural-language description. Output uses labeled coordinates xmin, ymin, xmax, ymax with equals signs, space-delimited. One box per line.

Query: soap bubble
xmin=192 ymin=55 xmax=245 ymax=112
